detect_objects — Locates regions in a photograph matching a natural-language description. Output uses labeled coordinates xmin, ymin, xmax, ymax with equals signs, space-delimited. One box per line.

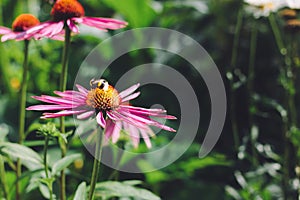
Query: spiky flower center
xmin=86 ymin=86 xmax=120 ymax=111
xmin=51 ymin=0 xmax=85 ymax=22
xmin=12 ymin=14 xmax=40 ymax=32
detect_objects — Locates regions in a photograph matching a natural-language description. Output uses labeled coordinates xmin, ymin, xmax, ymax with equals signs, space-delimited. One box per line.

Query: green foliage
xmin=94 ymin=181 xmax=161 ymax=200
xmin=0 ymin=142 xmax=43 ymax=170
xmin=51 ymin=154 xmax=81 ymax=176
xmin=102 ymin=0 xmax=156 ymax=27
xmin=73 ymin=182 xmax=87 ymax=200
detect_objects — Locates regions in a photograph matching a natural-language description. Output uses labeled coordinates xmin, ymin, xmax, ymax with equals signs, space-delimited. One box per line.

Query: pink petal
xmin=76 ymin=84 xmax=89 ymax=95
xmin=26 ymin=105 xmax=75 ymax=111
xmin=140 ymin=128 xmax=152 ymax=148
xmin=37 ymin=21 xmax=64 ymax=38
xmin=121 ymin=92 xmax=140 ymax=102
xmin=0 ymin=26 xmax=12 ymax=34
xmin=83 ymin=17 xmax=127 ymax=26
xmin=25 ymin=22 xmax=52 ymax=35
xmin=77 ymin=110 xmax=94 ymax=119
xmin=127 ymin=124 xmax=140 ymax=148
xmin=120 ymin=105 xmax=166 ymax=114
xmin=41 ymin=110 xmax=86 ymax=118
xmin=67 ymin=19 xmax=79 ymax=33
xmin=96 ymin=112 xmax=106 ymax=128
xmin=109 ymin=111 xmax=146 ymax=129
xmin=111 ymin=121 xmax=121 ymax=143
xmin=1 ymin=32 xmax=18 ymax=42
xmin=32 ymin=95 xmax=82 ymax=106
xmin=80 ymin=17 xmax=127 ymax=30
xmin=119 ymin=109 xmax=176 ymax=132
xmin=107 ymin=112 xmax=118 ymax=121
xmin=53 ymin=91 xmax=86 ymax=101
xmin=121 ymin=107 xmax=176 ymax=119
xmin=104 ymin=119 xmax=115 ymax=139
xmin=119 ymin=83 xmax=140 ymax=99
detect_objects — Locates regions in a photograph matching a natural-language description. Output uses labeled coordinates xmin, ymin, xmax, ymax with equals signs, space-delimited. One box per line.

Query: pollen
xmin=86 ymin=86 xmax=120 ymax=111
xmin=12 ymin=14 xmax=40 ymax=32
xmin=51 ymin=0 xmax=85 ymax=22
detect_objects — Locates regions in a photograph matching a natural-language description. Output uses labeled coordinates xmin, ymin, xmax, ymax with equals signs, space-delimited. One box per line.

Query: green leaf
xmin=73 ymin=182 xmax=87 ymax=200
xmin=51 ymin=153 xmax=81 ymax=176
xmin=94 ymin=181 xmax=161 ymax=200
xmin=102 ymin=0 xmax=156 ymax=27
xmin=0 ymin=124 xmax=9 ymax=142
xmin=0 ymin=142 xmax=43 ymax=170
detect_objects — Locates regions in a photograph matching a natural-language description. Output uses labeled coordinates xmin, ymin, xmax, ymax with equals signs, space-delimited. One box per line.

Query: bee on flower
xmin=27 ymin=79 xmax=177 ymax=148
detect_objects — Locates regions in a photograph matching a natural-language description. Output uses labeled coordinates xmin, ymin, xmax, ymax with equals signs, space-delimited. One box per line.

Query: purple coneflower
xmin=0 ymin=14 xmax=41 ymax=42
xmin=27 ymin=79 xmax=176 ymax=148
xmin=27 ymin=0 xmax=127 ymax=38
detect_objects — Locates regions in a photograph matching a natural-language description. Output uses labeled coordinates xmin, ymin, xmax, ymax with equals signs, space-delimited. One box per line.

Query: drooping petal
xmin=119 ymin=109 xmax=177 ymax=132
xmin=127 ymin=123 xmax=140 ymax=148
xmin=139 ymin=128 xmax=152 ymax=148
xmin=96 ymin=112 xmax=106 ymax=128
xmin=121 ymin=106 xmax=177 ymax=119
xmin=120 ymin=105 xmax=166 ymax=114
xmin=104 ymin=119 xmax=115 ymax=139
xmin=119 ymin=83 xmax=140 ymax=99
xmin=77 ymin=110 xmax=94 ymax=119
xmin=108 ymin=111 xmax=147 ymax=129
xmin=67 ymin=19 xmax=79 ymax=33
xmin=111 ymin=121 xmax=122 ymax=143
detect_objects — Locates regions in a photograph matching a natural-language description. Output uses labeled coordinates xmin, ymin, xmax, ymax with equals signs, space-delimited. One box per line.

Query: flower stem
xmin=43 ymin=136 xmax=53 ymax=200
xmin=16 ymin=39 xmax=30 ymax=200
xmin=268 ymin=13 xmax=286 ymax=56
xmin=0 ymin=155 xmax=8 ymax=199
xmin=248 ymin=22 xmax=258 ymax=167
xmin=59 ymin=26 xmax=71 ymax=200
xmin=88 ymin=128 xmax=104 ymax=200
xmin=229 ymin=8 xmax=243 ymax=151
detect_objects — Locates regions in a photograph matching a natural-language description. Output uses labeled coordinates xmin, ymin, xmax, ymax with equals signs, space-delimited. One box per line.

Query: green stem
xmin=43 ymin=136 xmax=53 ymax=200
xmin=0 ymin=155 xmax=8 ymax=200
xmin=108 ymin=151 xmax=123 ymax=181
xmin=248 ymin=22 xmax=258 ymax=167
xmin=43 ymin=136 xmax=49 ymax=179
xmin=230 ymin=9 xmax=243 ymax=68
xmin=268 ymin=13 xmax=286 ymax=56
xmin=229 ymin=8 xmax=243 ymax=151
xmin=88 ymin=128 xmax=104 ymax=200
xmin=16 ymin=39 xmax=30 ymax=200
xmin=59 ymin=26 xmax=71 ymax=200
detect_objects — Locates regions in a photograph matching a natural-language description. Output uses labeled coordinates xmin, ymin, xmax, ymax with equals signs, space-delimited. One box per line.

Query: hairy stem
xmin=43 ymin=136 xmax=53 ymax=200
xmin=16 ymin=39 xmax=30 ymax=200
xmin=88 ymin=129 xmax=104 ymax=200
xmin=59 ymin=26 xmax=71 ymax=200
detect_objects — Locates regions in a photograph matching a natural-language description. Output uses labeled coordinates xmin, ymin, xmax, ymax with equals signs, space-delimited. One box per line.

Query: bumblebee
xmin=86 ymin=78 xmax=120 ymax=111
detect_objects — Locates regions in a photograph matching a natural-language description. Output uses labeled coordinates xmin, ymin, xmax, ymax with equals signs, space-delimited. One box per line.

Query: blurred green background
xmin=1 ymin=0 xmax=299 ymax=199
